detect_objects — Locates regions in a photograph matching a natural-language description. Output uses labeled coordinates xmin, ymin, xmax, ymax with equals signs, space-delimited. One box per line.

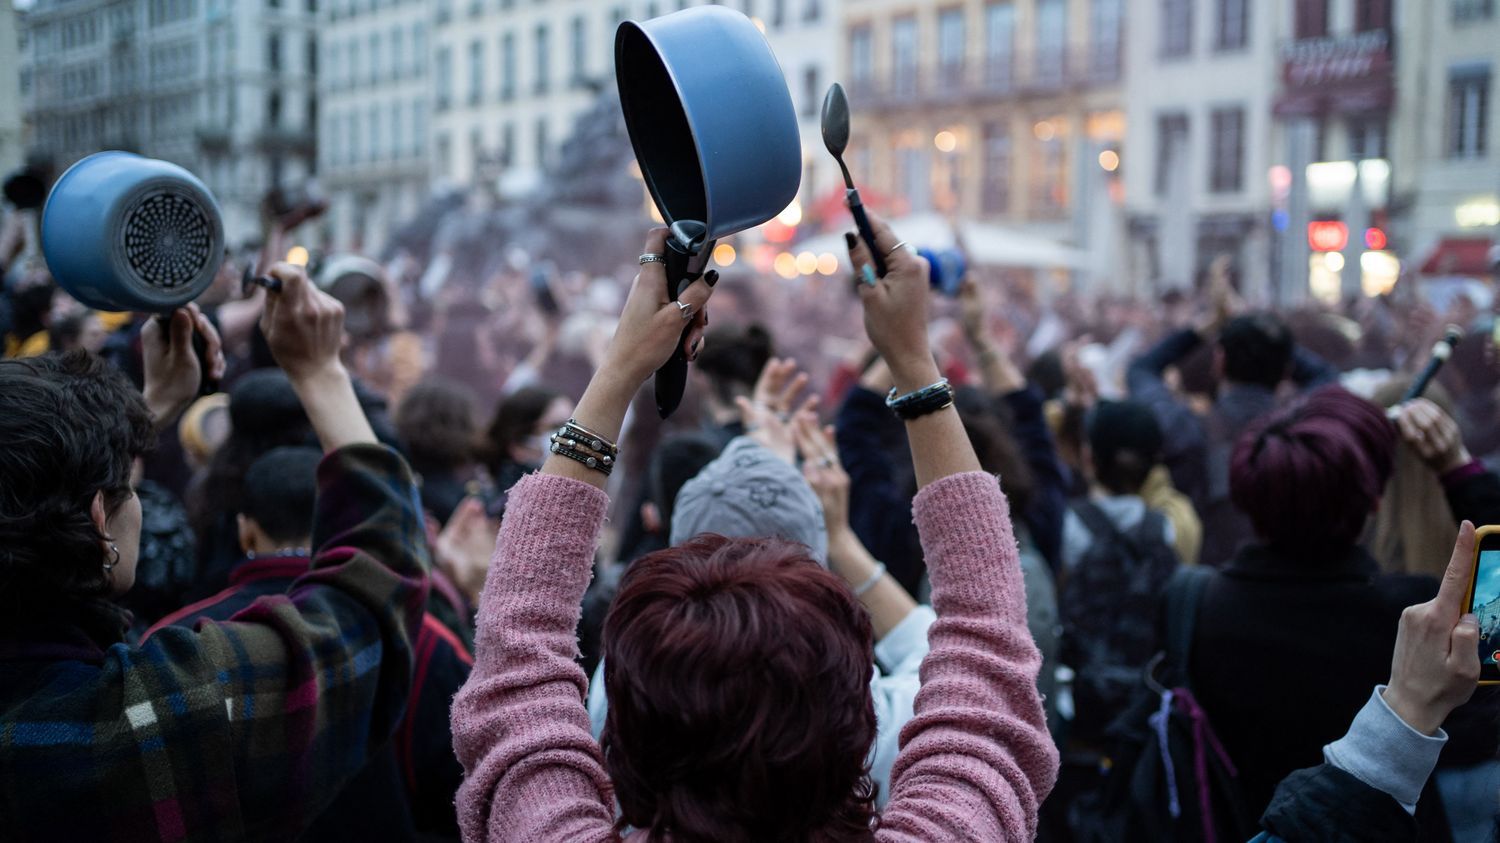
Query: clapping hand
xmin=738 ymin=357 xmax=819 ymax=464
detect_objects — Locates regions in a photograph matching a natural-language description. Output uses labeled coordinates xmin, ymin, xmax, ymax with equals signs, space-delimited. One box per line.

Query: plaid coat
xmin=0 ymin=444 xmax=430 ymax=842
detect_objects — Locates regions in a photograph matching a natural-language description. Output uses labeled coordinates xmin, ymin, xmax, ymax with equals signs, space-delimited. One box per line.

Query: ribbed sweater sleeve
xmin=876 ymin=472 xmax=1060 ymax=842
xmin=450 ymin=473 xmax=618 ymax=842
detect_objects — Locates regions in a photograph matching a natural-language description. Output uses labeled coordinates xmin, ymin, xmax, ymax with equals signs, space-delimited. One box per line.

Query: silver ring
xmin=884 ymin=241 xmax=910 ymax=258
xmin=640 ymin=253 xmax=666 ymax=265
xmin=675 ymin=301 xmax=694 ymax=320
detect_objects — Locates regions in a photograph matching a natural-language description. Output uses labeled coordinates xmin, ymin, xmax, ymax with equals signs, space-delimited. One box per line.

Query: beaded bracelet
xmin=885 ymin=378 xmax=956 ymax=420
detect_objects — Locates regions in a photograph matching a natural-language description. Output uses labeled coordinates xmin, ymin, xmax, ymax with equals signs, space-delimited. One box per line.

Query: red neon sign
xmin=1308 ymin=221 xmax=1349 ymax=252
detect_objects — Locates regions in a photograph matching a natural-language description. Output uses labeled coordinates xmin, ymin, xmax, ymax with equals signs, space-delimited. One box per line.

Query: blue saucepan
xmin=41 ymin=151 xmax=225 ymax=313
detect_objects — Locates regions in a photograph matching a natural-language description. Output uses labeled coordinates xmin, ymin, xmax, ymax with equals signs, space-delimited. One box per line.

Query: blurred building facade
xmin=423 ymin=0 xmax=837 ymax=227
xmin=1122 ymin=0 xmax=1279 ymax=299
xmin=0 ymin=4 xmax=23 ymax=174
xmin=839 ymin=0 xmax=1125 ymax=251
xmin=17 ymin=0 xmax=318 ymax=243
xmin=1391 ymin=0 xmax=1499 ymax=280
xmin=318 ymin=0 xmax=431 ymax=253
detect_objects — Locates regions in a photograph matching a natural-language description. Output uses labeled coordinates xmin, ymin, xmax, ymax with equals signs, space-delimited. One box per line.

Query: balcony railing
xmin=847 ymin=41 xmax=1122 ymax=110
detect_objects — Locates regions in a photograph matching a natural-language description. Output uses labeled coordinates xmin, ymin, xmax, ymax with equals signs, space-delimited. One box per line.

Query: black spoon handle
xmin=847 ymin=188 xmax=887 ymax=278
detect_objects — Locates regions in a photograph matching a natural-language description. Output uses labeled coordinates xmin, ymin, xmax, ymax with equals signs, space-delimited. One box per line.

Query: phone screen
xmin=1470 ymin=543 xmax=1500 ymax=682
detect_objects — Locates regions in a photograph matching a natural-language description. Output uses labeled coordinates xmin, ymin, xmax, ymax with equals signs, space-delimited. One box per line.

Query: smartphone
xmin=1465 ymin=525 xmax=1500 ymax=684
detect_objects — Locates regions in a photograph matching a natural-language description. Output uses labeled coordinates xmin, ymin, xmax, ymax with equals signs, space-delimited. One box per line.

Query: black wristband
xmin=885 ymin=378 xmax=956 ymax=420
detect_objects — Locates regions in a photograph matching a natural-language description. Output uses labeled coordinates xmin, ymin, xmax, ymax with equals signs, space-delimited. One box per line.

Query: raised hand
xmin=1393 ymin=398 xmax=1472 ymax=475
xmin=737 ymin=357 xmax=819 ymax=464
xmin=844 ymin=210 xmax=936 ymax=393
xmin=435 ymin=497 xmax=500 ymax=606
xmin=795 ymin=412 xmax=850 ymax=541
xmin=1382 ymin=521 xmax=1482 ymax=735
xmin=141 ymin=302 xmax=225 ymax=429
xmin=259 ymin=261 xmax=346 ymax=381
xmin=596 ymin=228 xmax=713 ymax=392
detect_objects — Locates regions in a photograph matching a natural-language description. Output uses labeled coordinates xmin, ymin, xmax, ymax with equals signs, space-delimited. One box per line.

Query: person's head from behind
xmin=237 ymin=447 xmax=321 ymax=557
xmin=0 ymin=351 xmax=155 ymax=612
xmin=1086 ymin=400 xmax=1164 ymax=496
xmin=395 ymin=377 xmax=481 ymax=474
xmin=485 ymin=386 xmax=574 ymax=470
xmin=1231 ymin=385 xmax=1394 ymax=559
xmin=694 ymin=323 xmax=773 ymax=418
xmin=640 ymin=433 xmax=722 ymax=536
xmin=1216 ymin=313 xmax=1294 ymax=390
xmin=602 ymin=535 xmax=876 ymax=841
xmin=955 ymin=387 xmax=1035 ymax=514
xmin=47 ymin=308 xmax=107 ymax=355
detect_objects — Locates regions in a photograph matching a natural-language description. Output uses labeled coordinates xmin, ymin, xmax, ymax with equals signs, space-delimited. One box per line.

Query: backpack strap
xmin=1162 ymin=566 xmax=1213 ymax=687
xmin=1073 ymin=500 xmax=1121 ymax=545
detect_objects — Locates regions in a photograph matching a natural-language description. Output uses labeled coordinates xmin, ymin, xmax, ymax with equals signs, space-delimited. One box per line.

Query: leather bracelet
xmin=885 ymin=378 xmax=956 ymax=420
xmin=549 ymin=435 xmax=615 ymax=475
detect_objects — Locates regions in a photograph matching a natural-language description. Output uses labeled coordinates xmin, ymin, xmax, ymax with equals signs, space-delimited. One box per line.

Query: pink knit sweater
xmin=450 ymin=470 xmax=1059 ymax=841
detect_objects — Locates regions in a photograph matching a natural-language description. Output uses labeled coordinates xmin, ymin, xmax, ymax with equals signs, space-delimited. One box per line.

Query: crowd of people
xmin=2 ymin=185 xmax=1499 ymax=842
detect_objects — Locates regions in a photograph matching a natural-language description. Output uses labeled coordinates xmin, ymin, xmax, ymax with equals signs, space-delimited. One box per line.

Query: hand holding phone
xmin=1383 ymin=522 xmax=1484 ymax=734
xmin=1465 ymin=524 xmax=1500 ymax=685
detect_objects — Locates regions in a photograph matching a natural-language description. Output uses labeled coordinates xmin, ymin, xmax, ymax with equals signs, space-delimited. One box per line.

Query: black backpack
xmin=1068 ymin=566 xmax=1256 ymax=843
xmin=1060 ymin=501 xmax=1181 ymax=744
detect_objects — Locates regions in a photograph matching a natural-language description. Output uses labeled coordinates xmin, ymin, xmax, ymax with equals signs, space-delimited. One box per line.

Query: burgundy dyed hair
xmin=1230 ymin=385 xmax=1395 ymax=557
xmin=601 ymin=535 xmax=878 ymax=842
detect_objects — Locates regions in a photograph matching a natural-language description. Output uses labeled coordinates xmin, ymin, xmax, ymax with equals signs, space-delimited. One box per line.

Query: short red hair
xmin=601 ymin=535 xmax=878 ymax=841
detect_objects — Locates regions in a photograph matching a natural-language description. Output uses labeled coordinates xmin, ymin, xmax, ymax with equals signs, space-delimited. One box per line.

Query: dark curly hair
xmin=0 ymin=351 xmax=155 ymax=616
xmin=601 ymin=535 xmax=878 ymax=842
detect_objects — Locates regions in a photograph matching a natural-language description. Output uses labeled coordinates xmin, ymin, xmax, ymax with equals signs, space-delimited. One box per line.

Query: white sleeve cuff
xmin=874 ymin=604 xmax=935 ymax=675
xmin=1323 ymin=685 xmax=1448 ymax=814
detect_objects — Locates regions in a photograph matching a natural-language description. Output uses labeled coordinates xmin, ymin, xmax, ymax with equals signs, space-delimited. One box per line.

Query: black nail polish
xmin=844 ymin=232 xmax=858 ymax=250
xmin=705 ymin=269 xmax=719 ymax=288
xmin=690 ymin=339 xmax=701 ymax=360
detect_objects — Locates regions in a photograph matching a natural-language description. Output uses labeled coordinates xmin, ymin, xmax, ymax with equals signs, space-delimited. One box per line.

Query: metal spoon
xmin=820 ymin=83 xmax=887 ymax=278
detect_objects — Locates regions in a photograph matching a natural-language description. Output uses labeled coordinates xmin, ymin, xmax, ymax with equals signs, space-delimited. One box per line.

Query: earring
xmin=103 ymin=543 xmax=120 ymax=574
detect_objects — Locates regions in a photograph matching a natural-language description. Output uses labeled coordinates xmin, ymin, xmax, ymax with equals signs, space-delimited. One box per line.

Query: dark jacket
xmin=1186 ymin=542 xmax=1498 ymax=830
xmin=1444 ymin=460 xmax=1500 ymax=528
xmin=836 ymin=384 xmax=1069 ymax=591
xmin=1128 ymin=329 xmax=1339 ymax=566
xmin=147 ymin=554 xmax=472 ymax=840
xmin=1257 ymin=764 xmax=1419 ymax=843
xmin=0 ymin=445 xmax=429 ymax=841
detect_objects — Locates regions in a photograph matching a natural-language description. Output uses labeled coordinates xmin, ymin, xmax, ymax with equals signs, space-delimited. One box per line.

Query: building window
xmin=414 ymin=23 xmax=427 ymax=77
xmin=437 ymin=0 xmax=453 ymax=24
xmin=802 ymin=66 xmax=819 ymax=118
xmin=1031 ymin=123 xmax=1068 ymax=218
xmin=891 ymin=16 xmax=918 ymax=96
xmin=369 ymin=105 xmax=381 ymax=161
xmin=1161 ymin=0 xmax=1191 ymax=56
xmin=1034 ymin=0 xmax=1065 ymax=87
xmin=894 ymin=142 xmax=931 ymax=212
xmin=772 ymin=0 xmax=786 ymax=28
xmin=1454 ymin=0 xmax=1495 ymax=22
xmin=502 ymin=122 xmax=515 ymax=167
xmin=1209 ymin=107 xmax=1245 ymax=193
xmin=1155 ymin=112 xmax=1189 ymax=196
xmin=391 ymin=27 xmax=404 ymax=80
xmin=804 ymin=0 xmax=821 ymax=22
xmin=268 ymin=32 xmax=283 ymax=72
xmin=1355 ymin=0 xmax=1390 ymax=30
xmin=1091 ymin=0 xmax=1122 ymax=80
xmin=1347 ymin=117 xmax=1387 ymax=159
xmin=534 ymin=24 xmax=550 ymax=94
xmin=984 ymin=2 xmax=1014 ymax=91
xmin=468 ymin=40 xmax=484 ymax=105
xmin=938 ymin=8 xmax=965 ymax=88
xmin=981 ymin=120 xmax=1012 ymax=214
xmin=306 ymin=36 xmax=318 ymax=77
xmin=1294 ymin=0 xmax=1328 ymax=40
xmin=391 ymin=104 xmax=403 ymax=159
xmin=570 ymin=16 xmax=587 ymax=85
xmin=501 ymin=33 xmax=516 ymax=100
xmin=437 ymin=132 xmax=452 ymax=179
xmin=470 ymin=128 xmax=484 ymax=171
xmin=435 ymin=46 xmax=453 ymax=110
xmin=849 ymin=25 xmax=874 ymax=95
xmin=1448 ymin=65 xmax=1491 ymax=159
xmin=1216 ymin=0 xmax=1247 ymax=50
xmin=535 ymin=118 xmax=549 ymax=169
xmin=267 ymin=91 xmax=283 ymax=127
xmin=368 ymin=32 xmax=381 ymax=83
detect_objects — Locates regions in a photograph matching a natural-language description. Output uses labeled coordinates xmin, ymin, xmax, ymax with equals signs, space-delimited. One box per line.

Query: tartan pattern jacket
xmin=0 ymin=444 xmax=430 ymax=842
